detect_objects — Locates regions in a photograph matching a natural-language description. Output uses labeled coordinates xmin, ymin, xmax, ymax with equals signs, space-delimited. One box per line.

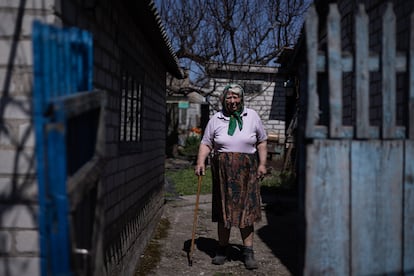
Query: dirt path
xmin=138 ymin=193 xmax=300 ymax=276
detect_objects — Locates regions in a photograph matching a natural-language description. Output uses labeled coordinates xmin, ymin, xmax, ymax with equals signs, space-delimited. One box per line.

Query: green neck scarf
xmin=228 ymin=110 xmax=243 ymax=136
xmin=222 ymin=84 xmax=244 ymax=136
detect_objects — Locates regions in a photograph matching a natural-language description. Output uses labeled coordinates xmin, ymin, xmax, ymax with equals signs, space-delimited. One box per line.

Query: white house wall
xmin=0 ymin=1 xmax=57 ymax=275
xmin=208 ymin=79 xmax=286 ymax=143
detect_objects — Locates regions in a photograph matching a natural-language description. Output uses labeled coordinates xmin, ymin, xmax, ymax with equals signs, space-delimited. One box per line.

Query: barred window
xmin=119 ymin=69 xmax=142 ymax=147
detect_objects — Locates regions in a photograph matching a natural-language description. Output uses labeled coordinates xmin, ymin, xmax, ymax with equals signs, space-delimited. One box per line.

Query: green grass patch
xmin=166 ymin=167 xmax=296 ymax=196
xmin=165 ymin=167 xmax=212 ymax=195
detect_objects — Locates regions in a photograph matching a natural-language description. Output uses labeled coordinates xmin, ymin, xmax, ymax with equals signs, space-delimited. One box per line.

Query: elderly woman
xmin=195 ymin=83 xmax=267 ymax=270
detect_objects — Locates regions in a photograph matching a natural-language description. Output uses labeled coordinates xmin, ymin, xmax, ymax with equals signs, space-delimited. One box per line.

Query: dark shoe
xmin=242 ymin=246 xmax=258 ymax=270
xmin=212 ymin=245 xmax=227 ymax=265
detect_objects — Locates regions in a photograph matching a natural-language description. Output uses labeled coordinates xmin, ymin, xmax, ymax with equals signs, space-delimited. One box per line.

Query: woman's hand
xmin=257 ymin=164 xmax=266 ymax=180
xmin=195 ymin=163 xmax=205 ymax=176
xmin=256 ymin=140 xmax=267 ymax=180
xmin=195 ymin=143 xmax=211 ymax=176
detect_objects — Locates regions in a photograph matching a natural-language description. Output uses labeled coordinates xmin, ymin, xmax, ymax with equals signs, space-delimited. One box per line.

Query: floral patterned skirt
xmin=211 ymin=152 xmax=262 ymax=229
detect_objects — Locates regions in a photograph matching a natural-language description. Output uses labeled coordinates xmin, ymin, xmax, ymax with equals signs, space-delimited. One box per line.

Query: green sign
xmin=178 ymin=101 xmax=189 ymax=109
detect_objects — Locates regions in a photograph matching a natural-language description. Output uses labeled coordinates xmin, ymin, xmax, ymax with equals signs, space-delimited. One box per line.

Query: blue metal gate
xmin=32 ymin=21 xmax=104 ymax=275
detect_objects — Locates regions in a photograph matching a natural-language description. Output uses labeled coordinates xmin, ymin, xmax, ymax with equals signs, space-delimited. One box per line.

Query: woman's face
xmin=225 ymin=91 xmax=242 ymax=113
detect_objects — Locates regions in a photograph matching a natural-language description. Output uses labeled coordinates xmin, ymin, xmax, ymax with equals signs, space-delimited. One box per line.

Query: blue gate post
xmin=32 ymin=21 xmax=93 ymax=276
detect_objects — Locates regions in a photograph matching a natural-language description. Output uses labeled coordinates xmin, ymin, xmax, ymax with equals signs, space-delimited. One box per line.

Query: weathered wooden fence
xmin=304 ymin=3 xmax=414 ymax=275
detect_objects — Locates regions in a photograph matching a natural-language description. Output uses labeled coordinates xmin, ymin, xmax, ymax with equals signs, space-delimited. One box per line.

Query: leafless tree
xmin=158 ymin=0 xmax=310 ymax=94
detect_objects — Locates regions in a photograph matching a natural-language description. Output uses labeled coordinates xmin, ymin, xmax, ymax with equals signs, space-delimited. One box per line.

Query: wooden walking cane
xmin=188 ymin=175 xmax=202 ymax=266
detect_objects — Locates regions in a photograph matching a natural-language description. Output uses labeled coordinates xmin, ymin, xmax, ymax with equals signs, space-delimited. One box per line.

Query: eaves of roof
xmin=206 ymin=62 xmax=281 ymax=74
xmin=135 ymin=0 xmax=184 ymax=79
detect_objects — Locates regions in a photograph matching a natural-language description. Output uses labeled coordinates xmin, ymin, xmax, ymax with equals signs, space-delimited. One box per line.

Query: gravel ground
xmin=137 ymin=192 xmax=300 ymax=276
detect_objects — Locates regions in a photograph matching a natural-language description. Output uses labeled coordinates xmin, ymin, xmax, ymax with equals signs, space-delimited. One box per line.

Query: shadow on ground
xmin=258 ymin=187 xmax=301 ymax=275
xmin=183 ymin=237 xmax=245 ymax=263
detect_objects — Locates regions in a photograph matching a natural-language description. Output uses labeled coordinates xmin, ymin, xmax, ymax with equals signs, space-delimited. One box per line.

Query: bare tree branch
xmin=159 ymin=0 xmax=310 ymax=88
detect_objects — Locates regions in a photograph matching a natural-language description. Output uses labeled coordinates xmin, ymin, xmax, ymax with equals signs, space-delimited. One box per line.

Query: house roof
xmin=206 ymin=62 xmax=280 ymax=74
xmin=135 ymin=0 xmax=184 ymax=79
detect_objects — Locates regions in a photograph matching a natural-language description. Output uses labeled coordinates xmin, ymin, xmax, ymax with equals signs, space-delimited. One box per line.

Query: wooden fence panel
xmin=303 ymin=2 xmax=414 ymax=275
xmin=405 ymin=140 xmax=414 ymax=272
xmin=305 ymin=140 xmax=350 ymax=275
xmin=351 ymin=141 xmax=403 ymax=275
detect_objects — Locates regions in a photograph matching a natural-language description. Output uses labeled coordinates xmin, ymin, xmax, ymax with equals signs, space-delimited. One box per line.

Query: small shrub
xmin=180 ymin=135 xmax=201 ymax=157
xmin=261 ymin=170 xmax=296 ymax=195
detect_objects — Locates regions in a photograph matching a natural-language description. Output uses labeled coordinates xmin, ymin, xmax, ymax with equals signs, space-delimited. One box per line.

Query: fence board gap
xmin=306 ymin=5 xmax=327 ymax=139
xmin=410 ymin=12 xmax=414 ymax=139
xmin=404 ymin=141 xmax=414 ymax=271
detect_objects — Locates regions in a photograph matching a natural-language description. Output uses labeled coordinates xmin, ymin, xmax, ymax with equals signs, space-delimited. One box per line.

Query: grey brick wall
xmin=0 ymin=0 xmax=56 ymax=275
xmin=1 ymin=0 xmax=173 ymax=275
xmin=58 ymin=2 xmax=169 ymax=275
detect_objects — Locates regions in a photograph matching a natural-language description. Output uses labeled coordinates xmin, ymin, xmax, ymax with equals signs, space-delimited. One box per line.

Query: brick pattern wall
xmin=0 ymin=0 xmax=57 ymax=275
xmin=0 ymin=0 xmax=170 ymax=275
xmin=58 ymin=1 xmax=168 ymax=275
